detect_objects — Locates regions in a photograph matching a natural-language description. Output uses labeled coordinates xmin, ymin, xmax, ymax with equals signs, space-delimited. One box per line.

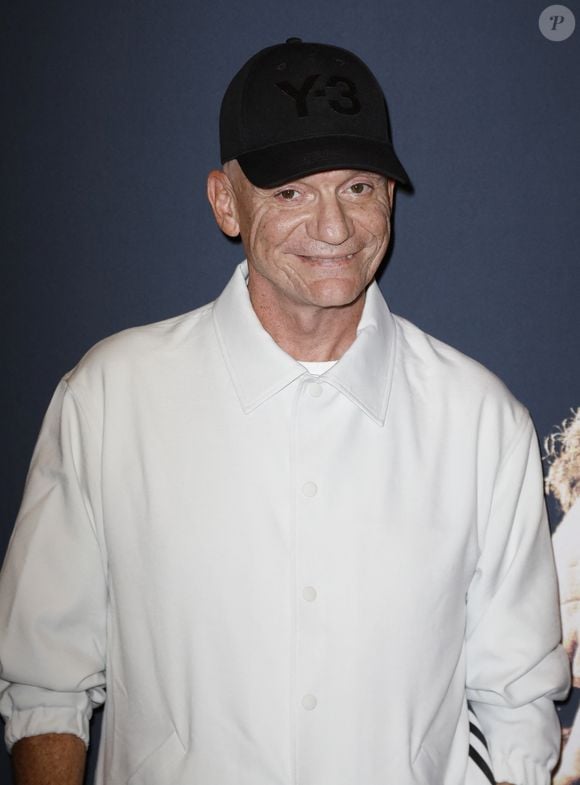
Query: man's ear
xmin=207 ymin=170 xmax=240 ymax=238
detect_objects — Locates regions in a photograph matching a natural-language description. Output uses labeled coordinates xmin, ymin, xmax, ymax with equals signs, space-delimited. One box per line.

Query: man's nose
xmin=307 ymin=194 xmax=353 ymax=245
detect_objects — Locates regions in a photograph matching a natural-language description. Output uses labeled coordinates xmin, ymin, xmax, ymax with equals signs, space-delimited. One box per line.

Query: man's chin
xmin=300 ymin=281 xmax=368 ymax=310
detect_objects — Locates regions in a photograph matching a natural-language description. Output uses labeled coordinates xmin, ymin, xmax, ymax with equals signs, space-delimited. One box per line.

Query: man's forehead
xmin=247 ymin=167 xmax=390 ymax=192
xmin=276 ymin=169 xmax=387 ymax=185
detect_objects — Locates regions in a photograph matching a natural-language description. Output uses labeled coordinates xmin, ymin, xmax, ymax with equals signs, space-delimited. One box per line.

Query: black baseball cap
xmin=220 ymin=37 xmax=410 ymax=189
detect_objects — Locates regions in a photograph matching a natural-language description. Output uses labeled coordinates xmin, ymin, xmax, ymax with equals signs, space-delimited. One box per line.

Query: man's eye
xmin=276 ymin=188 xmax=299 ymax=201
xmin=349 ymin=182 xmax=371 ymax=194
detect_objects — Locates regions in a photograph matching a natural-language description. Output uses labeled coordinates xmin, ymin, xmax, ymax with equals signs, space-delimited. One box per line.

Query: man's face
xmin=209 ymin=163 xmax=395 ymax=313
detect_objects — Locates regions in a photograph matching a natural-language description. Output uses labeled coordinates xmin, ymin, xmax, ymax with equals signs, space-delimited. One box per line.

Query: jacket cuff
xmin=492 ymin=750 xmax=552 ymax=785
xmin=4 ymin=705 xmax=91 ymax=752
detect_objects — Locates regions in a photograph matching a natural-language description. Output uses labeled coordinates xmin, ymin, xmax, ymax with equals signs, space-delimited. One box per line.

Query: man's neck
xmin=248 ymin=284 xmax=366 ymax=362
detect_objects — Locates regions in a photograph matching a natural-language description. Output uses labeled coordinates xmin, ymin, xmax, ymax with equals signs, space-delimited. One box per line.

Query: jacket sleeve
xmin=465 ymin=411 xmax=570 ymax=785
xmin=0 ymin=379 xmax=107 ymax=750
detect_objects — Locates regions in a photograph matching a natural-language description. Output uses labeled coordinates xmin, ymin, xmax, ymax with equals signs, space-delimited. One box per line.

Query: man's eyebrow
xmin=258 ymin=182 xmax=302 ymax=194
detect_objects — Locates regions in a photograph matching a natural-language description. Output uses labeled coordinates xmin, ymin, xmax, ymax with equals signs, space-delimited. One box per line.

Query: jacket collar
xmin=212 ymin=262 xmax=397 ymax=426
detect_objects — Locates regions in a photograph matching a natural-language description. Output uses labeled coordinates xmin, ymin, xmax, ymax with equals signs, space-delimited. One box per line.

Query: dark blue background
xmin=2 ymin=1 xmax=578 ymax=781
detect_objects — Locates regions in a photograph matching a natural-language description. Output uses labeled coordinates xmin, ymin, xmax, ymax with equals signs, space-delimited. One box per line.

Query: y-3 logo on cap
xmin=276 ymin=74 xmax=361 ymax=117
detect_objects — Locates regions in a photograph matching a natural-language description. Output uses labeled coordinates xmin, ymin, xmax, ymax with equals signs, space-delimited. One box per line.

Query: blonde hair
xmin=545 ymin=408 xmax=580 ymax=514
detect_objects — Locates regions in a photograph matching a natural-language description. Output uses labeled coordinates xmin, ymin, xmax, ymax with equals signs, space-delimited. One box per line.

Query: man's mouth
xmin=296 ymin=252 xmax=357 ymax=265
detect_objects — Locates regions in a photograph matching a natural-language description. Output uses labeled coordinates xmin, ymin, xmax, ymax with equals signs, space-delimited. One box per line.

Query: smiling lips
xmin=294 ymin=251 xmax=359 ymax=265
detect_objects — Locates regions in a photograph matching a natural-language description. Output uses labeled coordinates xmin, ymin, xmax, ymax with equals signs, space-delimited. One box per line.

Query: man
xmin=0 ymin=38 xmax=570 ymax=785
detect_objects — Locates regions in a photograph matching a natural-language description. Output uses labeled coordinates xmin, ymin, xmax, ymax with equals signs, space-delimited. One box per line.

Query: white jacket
xmin=0 ymin=262 xmax=570 ymax=784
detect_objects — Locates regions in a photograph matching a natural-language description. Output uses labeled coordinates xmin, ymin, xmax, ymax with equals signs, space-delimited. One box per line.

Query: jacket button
xmin=302 ymin=694 xmax=317 ymax=710
xmin=302 ymin=586 xmax=317 ymax=602
xmin=302 ymin=481 xmax=318 ymax=497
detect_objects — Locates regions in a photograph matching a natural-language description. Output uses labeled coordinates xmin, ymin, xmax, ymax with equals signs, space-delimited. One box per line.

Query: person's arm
xmin=12 ymin=734 xmax=86 ymax=785
xmin=0 ymin=380 xmax=107 ymax=760
xmin=466 ymin=412 xmax=570 ymax=785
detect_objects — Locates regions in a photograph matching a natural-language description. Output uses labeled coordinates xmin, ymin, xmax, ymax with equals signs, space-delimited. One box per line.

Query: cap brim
xmin=236 ymin=135 xmax=410 ymax=189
